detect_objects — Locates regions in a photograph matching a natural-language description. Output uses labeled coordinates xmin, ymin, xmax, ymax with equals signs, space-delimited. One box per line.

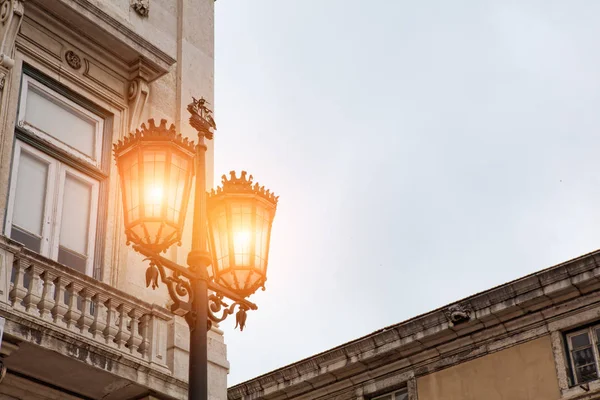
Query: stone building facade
xmin=229 ymin=250 xmax=600 ymax=400
xmin=0 ymin=0 xmax=227 ymax=399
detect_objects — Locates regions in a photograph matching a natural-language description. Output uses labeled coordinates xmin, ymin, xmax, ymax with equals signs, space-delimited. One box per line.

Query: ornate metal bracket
xmin=208 ymin=293 xmax=249 ymax=331
xmin=134 ymin=244 xmax=257 ymax=331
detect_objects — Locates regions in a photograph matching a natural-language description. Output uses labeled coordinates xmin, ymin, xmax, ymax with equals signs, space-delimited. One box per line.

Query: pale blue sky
xmin=214 ymin=0 xmax=600 ymax=385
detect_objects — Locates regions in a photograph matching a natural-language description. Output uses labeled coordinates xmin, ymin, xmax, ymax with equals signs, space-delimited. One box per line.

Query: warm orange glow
xmin=147 ymin=184 xmax=164 ymax=205
xmin=234 ymin=231 xmax=251 ymax=254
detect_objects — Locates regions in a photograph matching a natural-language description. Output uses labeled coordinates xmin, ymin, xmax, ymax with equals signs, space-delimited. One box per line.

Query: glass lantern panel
xmin=236 ymin=270 xmax=250 ymax=291
xmin=231 ymin=203 xmax=252 ymax=267
xmin=254 ymin=205 xmax=271 ymax=272
xmin=142 ymin=150 xmax=167 ymax=218
xmin=166 ymin=152 xmax=190 ymax=223
xmin=211 ymin=208 xmax=230 ymax=272
xmin=144 ymin=221 xmax=163 ymax=244
xmin=120 ymin=151 xmax=140 ymax=224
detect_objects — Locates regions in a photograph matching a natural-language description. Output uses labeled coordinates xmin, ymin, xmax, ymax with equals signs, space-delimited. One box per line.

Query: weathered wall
xmin=0 ymin=0 xmax=227 ymax=398
xmin=417 ymin=336 xmax=560 ymax=400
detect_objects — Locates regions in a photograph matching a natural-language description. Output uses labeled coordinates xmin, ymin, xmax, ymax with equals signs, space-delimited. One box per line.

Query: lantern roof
xmin=113 ymin=118 xmax=196 ymax=158
xmin=209 ymin=171 xmax=279 ymax=205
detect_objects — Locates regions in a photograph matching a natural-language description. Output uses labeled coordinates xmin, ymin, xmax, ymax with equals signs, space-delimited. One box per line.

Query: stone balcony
xmin=0 ymin=236 xmax=188 ymax=399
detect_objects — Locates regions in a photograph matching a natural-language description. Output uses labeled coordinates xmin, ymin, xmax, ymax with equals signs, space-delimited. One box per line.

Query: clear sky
xmin=213 ymin=0 xmax=600 ymax=386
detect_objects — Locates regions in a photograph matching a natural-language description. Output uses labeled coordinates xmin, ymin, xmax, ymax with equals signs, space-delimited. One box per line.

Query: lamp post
xmin=113 ymin=98 xmax=278 ymax=400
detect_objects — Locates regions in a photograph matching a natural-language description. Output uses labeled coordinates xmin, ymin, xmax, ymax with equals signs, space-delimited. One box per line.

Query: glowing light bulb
xmin=148 ymin=185 xmax=164 ymax=205
xmin=234 ymin=231 xmax=251 ymax=253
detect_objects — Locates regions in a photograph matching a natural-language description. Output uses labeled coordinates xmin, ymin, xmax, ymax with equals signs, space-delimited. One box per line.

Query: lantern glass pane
xmin=211 ymin=208 xmax=230 ymax=272
xmin=142 ymin=150 xmax=166 ymax=218
xmin=231 ymin=203 xmax=253 ymax=267
xmin=167 ymin=152 xmax=190 ymax=222
xmin=120 ymin=150 xmax=140 ymax=224
xmin=254 ymin=204 xmax=271 ymax=273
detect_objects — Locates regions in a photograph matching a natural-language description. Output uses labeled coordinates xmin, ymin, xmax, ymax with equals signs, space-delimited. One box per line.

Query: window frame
xmin=565 ymin=324 xmax=600 ymax=386
xmin=5 ymin=66 xmax=113 ymax=279
xmin=371 ymin=388 xmax=409 ymax=400
xmin=17 ymin=74 xmax=105 ymax=168
xmin=5 ymin=141 xmax=58 ymax=256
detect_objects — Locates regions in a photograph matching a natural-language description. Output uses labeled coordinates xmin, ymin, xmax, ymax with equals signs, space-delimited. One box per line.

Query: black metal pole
xmin=187 ymin=134 xmax=211 ymax=400
xmin=188 ymin=275 xmax=208 ymax=399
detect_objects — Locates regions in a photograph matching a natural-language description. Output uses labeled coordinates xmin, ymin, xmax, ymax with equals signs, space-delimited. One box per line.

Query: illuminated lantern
xmin=113 ymin=119 xmax=195 ymax=253
xmin=207 ymin=171 xmax=278 ymax=297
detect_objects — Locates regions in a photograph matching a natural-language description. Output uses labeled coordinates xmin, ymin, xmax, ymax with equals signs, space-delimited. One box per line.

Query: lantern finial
xmin=187 ymin=97 xmax=216 ymax=140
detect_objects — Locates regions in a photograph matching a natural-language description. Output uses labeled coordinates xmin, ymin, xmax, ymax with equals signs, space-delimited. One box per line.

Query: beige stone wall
xmin=0 ymin=0 xmax=227 ymax=398
xmin=417 ymin=336 xmax=561 ymax=400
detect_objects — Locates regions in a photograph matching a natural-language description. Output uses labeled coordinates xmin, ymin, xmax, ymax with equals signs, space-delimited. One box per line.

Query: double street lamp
xmin=113 ymin=98 xmax=278 ymax=400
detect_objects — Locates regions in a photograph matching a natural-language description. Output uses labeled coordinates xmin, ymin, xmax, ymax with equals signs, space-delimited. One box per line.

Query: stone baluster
xmin=138 ymin=314 xmax=151 ymax=359
xmin=51 ymin=276 xmax=69 ymax=328
xmin=103 ymin=298 xmax=119 ymax=347
xmin=9 ymin=257 xmax=27 ymax=312
xmin=148 ymin=313 xmax=168 ymax=368
xmin=63 ymin=282 xmax=83 ymax=331
xmin=77 ymin=288 xmax=93 ymax=337
xmin=114 ymin=303 xmax=131 ymax=349
xmin=23 ymin=264 xmax=43 ymax=316
xmin=37 ymin=270 xmax=57 ymax=321
xmin=127 ymin=308 xmax=144 ymax=356
xmin=89 ymin=293 xmax=108 ymax=341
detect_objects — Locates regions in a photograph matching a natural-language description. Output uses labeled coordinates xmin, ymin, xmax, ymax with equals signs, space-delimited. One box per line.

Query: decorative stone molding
xmin=128 ymin=77 xmax=149 ymax=132
xmin=64 ymin=50 xmax=81 ymax=70
xmin=131 ymin=0 xmax=149 ymax=17
xmin=0 ymin=0 xmax=25 ymax=69
xmin=444 ymin=303 xmax=473 ymax=326
xmin=0 ymin=71 xmax=6 ymax=90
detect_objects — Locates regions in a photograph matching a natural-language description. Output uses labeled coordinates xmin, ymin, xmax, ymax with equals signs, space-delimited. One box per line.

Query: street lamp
xmin=113 ymin=98 xmax=278 ymax=400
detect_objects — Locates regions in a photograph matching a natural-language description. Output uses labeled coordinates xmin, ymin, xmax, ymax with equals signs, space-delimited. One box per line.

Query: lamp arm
xmin=133 ymin=244 xmax=198 ymax=280
xmin=207 ymin=293 xmax=250 ymax=331
xmin=207 ymin=280 xmax=258 ymax=311
xmin=133 ymin=244 xmax=258 ymax=330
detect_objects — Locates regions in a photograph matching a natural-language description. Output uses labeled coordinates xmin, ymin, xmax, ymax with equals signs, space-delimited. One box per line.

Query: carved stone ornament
xmin=65 ymin=50 xmax=81 ymax=70
xmin=128 ymin=77 xmax=149 ymax=132
xmin=131 ymin=0 xmax=149 ymax=17
xmin=0 ymin=0 xmax=25 ymax=69
xmin=444 ymin=303 xmax=473 ymax=326
xmin=0 ymin=71 xmax=5 ymax=90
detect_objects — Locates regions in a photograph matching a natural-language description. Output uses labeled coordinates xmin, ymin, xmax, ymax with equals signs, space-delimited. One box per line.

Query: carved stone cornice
xmin=0 ymin=0 xmax=25 ymax=69
xmin=29 ymin=0 xmax=175 ymax=81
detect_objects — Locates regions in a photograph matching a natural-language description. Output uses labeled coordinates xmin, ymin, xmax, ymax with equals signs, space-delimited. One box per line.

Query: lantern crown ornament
xmin=207 ymin=171 xmax=278 ymax=298
xmin=113 ymin=118 xmax=196 ymax=253
xmin=210 ymin=171 xmax=279 ymax=204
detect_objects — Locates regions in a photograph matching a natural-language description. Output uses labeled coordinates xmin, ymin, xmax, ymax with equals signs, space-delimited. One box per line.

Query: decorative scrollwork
xmin=207 ymin=293 xmax=249 ymax=331
xmin=134 ymin=245 xmax=257 ymax=331
xmin=143 ymin=258 xmax=193 ymax=315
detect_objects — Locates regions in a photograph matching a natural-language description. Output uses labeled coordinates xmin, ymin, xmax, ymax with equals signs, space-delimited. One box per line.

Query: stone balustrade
xmin=0 ymin=236 xmax=171 ymax=367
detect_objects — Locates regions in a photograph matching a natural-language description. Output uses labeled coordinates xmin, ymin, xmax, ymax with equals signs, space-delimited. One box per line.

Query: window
xmin=17 ymin=75 xmax=104 ymax=166
xmin=5 ymin=73 xmax=107 ymax=276
xmin=372 ymin=389 xmax=408 ymax=400
xmin=566 ymin=326 xmax=600 ymax=385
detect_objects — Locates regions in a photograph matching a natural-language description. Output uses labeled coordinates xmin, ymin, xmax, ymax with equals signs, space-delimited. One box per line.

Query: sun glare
xmin=148 ymin=184 xmax=164 ymax=205
xmin=234 ymin=231 xmax=251 ymax=253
